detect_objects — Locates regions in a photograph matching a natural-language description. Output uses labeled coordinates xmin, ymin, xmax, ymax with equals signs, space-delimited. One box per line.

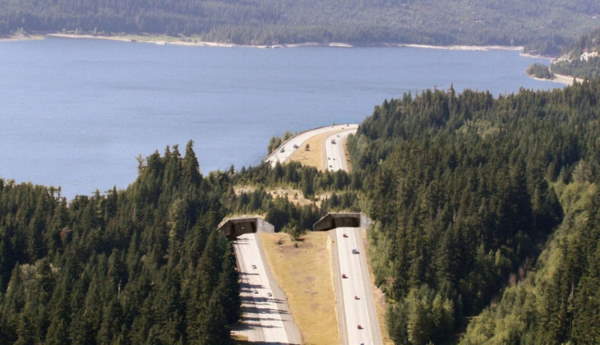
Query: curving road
xmin=324 ymin=128 xmax=356 ymax=172
xmin=233 ymin=233 xmax=302 ymax=344
xmin=265 ymin=124 xmax=358 ymax=167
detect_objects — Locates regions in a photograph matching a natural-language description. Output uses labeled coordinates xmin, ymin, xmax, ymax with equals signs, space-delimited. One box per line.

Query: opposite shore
xmin=3 ymin=32 xmax=575 ymax=85
xmin=5 ymin=32 xmax=532 ymax=52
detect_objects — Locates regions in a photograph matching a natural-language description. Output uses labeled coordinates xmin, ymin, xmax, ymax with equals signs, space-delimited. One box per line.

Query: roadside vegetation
xmin=267 ymin=131 xmax=295 ymax=155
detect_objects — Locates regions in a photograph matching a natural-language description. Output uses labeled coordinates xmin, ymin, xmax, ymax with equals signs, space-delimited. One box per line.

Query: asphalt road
xmin=233 ymin=233 xmax=301 ymax=344
xmin=324 ymin=128 xmax=357 ymax=172
xmin=265 ymin=124 xmax=358 ymax=167
xmin=333 ymin=227 xmax=383 ymax=345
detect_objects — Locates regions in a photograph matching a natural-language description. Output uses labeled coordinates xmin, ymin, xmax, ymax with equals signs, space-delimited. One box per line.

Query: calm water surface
xmin=0 ymin=38 xmax=561 ymax=197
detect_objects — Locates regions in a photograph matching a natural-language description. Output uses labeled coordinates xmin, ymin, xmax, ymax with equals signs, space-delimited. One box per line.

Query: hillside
xmin=348 ymin=81 xmax=600 ymax=344
xmin=551 ymin=28 xmax=600 ymax=79
xmin=1 ymin=0 xmax=600 ymax=54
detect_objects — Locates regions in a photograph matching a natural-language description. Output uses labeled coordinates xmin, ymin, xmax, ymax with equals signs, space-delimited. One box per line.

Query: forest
xmin=1 ymin=0 xmax=600 ymax=54
xmin=2 ymin=73 xmax=600 ymax=344
xmin=0 ymin=140 xmax=361 ymax=345
xmin=347 ymin=81 xmax=600 ymax=344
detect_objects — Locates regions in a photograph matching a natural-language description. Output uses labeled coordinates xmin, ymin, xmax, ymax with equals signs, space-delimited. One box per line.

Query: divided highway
xmin=265 ymin=124 xmax=358 ymax=167
xmin=233 ymin=233 xmax=301 ymax=344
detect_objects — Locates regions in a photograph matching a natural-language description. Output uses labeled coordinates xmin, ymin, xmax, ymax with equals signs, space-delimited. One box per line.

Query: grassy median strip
xmin=259 ymin=232 xmax=339 ymax=345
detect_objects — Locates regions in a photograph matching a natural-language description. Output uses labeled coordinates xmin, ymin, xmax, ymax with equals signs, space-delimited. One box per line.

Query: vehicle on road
xmin=331 ymin=139 xmax=336 ymax=144
xmin=343 ymin=233 xmax=348 ymax=238
xmin=293 ymin=144 xmax=299 ymax=149
xmin=254 ymin=290 xmax=259 ymax=294
xmin=252 ymin=264 xmax=257 ymax=269
xmin=357 ymin=324 xmax=363 ymax=330
xmin=280 ymin=147 xmax=285 ymax=153
xmin=352 ymin=249 xmax=360 ymax=254
xmin=354 ymin=295 xmax=360 ymax=300
xmin=342 ymin=274 xmax=348 ymax=279
xmin=268 ymin=292 xmax=272 ymax=297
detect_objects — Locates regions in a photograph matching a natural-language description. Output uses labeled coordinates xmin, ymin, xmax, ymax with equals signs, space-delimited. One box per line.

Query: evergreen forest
xmin=348 ymin=81 xmax=600 ymax=344
xmin=1 ymin=0 xmax=600 ymax=54
xmin=2 ymin=79 xmax=600 ymax=344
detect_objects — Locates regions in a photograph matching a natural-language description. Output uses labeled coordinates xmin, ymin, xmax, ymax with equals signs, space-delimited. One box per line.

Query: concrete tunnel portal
xmin=217 ymin=216 xmax=275 ymax=239
xmin=312 ymin=212 xmax=370 ymax=231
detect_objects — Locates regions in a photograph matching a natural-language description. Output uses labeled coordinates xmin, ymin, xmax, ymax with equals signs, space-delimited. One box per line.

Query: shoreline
xmin=12 ymin=32 xmax=531 ymax=53
xmin=528 ymin=72 xmax=583 ymax=86
xmin=46 ymin=33 xmax=355 ymax=48
xmin=0 ymin=34 xmax=45 ymax=42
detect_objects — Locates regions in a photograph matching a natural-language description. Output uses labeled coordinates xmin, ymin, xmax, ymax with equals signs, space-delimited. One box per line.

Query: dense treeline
xmin=0 ymin=141 xmax=241 ymax=345
xmin=348 ymin=81 xmax=600 ymax=344
xmin=1 ymin=0 xmax=600 ymax=54
xmin=0 ymin=139 xmax=363 ymax=344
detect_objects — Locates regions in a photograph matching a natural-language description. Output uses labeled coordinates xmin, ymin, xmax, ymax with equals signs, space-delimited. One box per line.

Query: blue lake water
xmin=0 ymin=38 xmax=562 ymax=197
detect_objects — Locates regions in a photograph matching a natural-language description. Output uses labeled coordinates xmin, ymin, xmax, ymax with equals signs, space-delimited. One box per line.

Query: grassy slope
xmin=259 ymin=232 xmax=340 ymax=345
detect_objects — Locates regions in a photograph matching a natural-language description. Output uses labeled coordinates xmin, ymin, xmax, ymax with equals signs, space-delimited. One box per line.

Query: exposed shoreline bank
xmin=4 ymin=32 xmax=533 ymax=53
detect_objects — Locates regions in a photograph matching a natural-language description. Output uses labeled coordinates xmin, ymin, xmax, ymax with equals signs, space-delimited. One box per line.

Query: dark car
xmin=342 ymin=274 xmax=348 ymax=279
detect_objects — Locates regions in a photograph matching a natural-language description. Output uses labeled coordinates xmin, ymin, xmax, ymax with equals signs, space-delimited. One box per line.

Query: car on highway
xmin=342 ymin=273 xmax=348 ymax=279
xmin=331 ymin=139 xmax=336 ymax=144
xmin=357 ymin=324 xmax=363 ymax=330
xmin=280 ymin=147 xmax=285 ymax=153
xmin=252 ymin=264 xmax=257 ymax=269
xmin=354 ymin=295 xmax=360 ymax=300
xmin=343 ymin=233 xmax=348 ymax=238
xmin=352 ymin=249 xmax=360 ymax=254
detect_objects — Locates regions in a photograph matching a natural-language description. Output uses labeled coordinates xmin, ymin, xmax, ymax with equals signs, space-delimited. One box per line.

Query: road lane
xmin=324 ymin=128 xmax=357 ymax=172
xmin=233 ymin=233 xmax=300 ymax=344
xmin=335 ymin=227 xmax=382 ymax=345
xmin=265 ymin=124 xmax=358 ymax=167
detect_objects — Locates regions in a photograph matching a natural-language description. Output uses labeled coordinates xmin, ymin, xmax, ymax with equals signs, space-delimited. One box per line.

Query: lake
xmin=0 ymin=37 xmax=561 ymax=197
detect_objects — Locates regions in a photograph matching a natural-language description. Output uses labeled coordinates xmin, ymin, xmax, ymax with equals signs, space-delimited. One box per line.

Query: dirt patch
xmin=259 ymin=232 xmax=339 ymax=345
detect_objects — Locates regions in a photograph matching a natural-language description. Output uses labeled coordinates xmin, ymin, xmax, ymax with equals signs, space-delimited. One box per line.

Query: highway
xmin=233 ymin=233 xmax=301 ymax=344
xmin=324 ymin=128 xmax=357 ymax=172
xmin=265 ymin=124 xmax=358 ymax=167
xmin=333 ymin=227 xmax=383 ymax=345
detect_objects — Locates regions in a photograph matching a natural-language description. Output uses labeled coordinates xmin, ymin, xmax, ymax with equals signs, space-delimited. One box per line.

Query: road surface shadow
xmin=241 ymin=306 xmax=289 ymax=315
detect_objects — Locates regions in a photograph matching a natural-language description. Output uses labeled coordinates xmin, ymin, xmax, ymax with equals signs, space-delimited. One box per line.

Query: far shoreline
xmin=3 ymin=32 xmax=546 ymax=55
xmin=5 ymin=32 xmax=575 ymax=86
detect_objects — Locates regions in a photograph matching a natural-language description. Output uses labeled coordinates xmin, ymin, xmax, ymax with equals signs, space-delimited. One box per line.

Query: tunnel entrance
xmin=312 ymin=212 xmax=369 ymax=231
xmin=218 ymin=216 xmax=275 ymax=239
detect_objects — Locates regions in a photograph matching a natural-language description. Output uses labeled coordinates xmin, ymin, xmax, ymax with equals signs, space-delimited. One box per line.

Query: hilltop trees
xmin=0 ymin=141 xmax=239 ymax=345
xmin=349 ymin=81 xmax=600 ymax=344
